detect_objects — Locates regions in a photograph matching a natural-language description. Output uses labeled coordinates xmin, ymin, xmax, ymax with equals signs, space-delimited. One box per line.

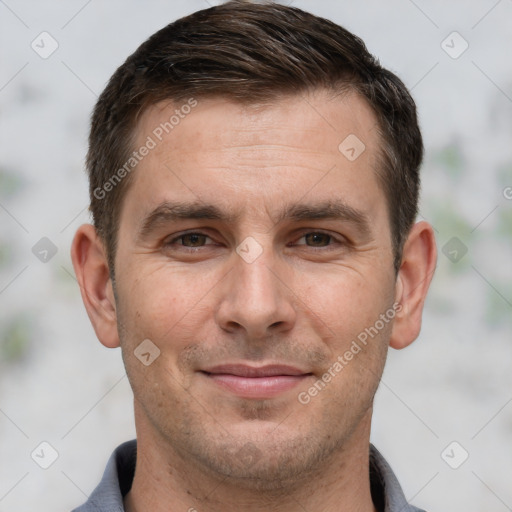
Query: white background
xmin=0 ymin=1 xmax=511 ymax=510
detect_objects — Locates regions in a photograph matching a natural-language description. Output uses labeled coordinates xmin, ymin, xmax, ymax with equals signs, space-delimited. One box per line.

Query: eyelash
xmin=164 ymin=230 xmax=345 ymax=251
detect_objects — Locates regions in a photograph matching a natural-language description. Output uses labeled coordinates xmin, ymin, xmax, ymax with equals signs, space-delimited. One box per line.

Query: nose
xmin=215 ymin=244 xmax=297 ymax=340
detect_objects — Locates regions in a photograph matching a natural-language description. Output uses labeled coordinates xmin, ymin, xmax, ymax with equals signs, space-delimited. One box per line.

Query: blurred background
xmin=0 ymin=0 xmax=511 ymax=510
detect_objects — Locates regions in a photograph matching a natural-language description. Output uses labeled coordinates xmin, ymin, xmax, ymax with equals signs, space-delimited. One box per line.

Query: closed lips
xmin=201 ymin=364 xmax=311 ymax=377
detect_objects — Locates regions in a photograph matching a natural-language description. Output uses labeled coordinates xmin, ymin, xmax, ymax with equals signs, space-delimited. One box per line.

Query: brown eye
xmin=180 ymin=233 xmax=208 ymax=247
xmin=304 ymin=232 xmax=332 ymax=247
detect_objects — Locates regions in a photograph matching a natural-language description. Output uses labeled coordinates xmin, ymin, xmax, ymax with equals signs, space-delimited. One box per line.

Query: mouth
xmin=199 ymin=364 xmax=313 ymax=399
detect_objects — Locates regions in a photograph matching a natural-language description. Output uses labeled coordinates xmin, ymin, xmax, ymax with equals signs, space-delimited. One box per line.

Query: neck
xmin=125 ymin=409 xmax=377 ymax=512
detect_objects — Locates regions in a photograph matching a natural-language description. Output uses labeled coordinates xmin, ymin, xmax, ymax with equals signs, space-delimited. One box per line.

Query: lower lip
xmin=202 ymin=373 xmax=310 ymax=399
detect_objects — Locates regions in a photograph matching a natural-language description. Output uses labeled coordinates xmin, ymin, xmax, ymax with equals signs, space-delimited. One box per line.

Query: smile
xmin=200 ymin=364 xmax=313 ymax=399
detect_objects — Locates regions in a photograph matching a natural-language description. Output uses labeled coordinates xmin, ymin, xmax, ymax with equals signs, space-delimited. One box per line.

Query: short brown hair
xmin=87 ymin=0 xmax=423 ymax=275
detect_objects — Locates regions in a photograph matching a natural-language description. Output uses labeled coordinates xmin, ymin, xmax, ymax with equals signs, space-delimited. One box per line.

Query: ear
xmin=390 ymin=221 xmax=437 ymax=350
xmin=70 ymin=224 xmax=120 ymax=348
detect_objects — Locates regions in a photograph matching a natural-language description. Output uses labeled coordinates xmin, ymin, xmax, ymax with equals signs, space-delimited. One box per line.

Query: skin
xmin=72 ymin=90 xmax=436 ymax=512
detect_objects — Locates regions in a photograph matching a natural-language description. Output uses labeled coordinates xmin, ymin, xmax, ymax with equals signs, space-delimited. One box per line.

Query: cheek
xmin=301 ymin=268 xmax=393 ymax=345
xmin=119 ymin=263 xmax=185 ymax=318
xmin=115 ymin=263 xmax=219 ymax=362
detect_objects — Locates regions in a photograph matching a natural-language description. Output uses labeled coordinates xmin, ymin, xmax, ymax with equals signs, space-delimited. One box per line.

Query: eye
xmin=294 ymin=231 xmax=339 ymax=248
xmin=180 ymin=233 xmax=208 ymax=247
xmin=302 ymin=232 xmax=332 ymax=247
xmin=165 ymin=232 xmax=213 ymax=248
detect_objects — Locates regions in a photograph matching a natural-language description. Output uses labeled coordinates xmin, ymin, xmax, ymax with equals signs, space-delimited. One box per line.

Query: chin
xmin=176 ymin=422 xmax=344 ymax=492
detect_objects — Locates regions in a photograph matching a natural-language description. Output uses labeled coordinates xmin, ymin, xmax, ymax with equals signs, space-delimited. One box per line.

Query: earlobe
xmin=70 ymin=224 xmax=120 ymax=348
xmin=389 ymin=221 xmax=437 ymax=350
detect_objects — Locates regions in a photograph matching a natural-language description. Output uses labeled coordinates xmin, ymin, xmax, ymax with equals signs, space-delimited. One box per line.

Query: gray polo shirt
xmin=71 ymin=440 xmax=426 ymax=512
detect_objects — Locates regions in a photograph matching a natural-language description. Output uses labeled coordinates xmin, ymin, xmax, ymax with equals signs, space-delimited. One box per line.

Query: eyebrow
xmin=275 ymin=200 xmax=370 ymax=236
xmin=137 ymin=201 xmax=239 ymax=240
xmin=137 ymin=199 xmax=371 ymax=240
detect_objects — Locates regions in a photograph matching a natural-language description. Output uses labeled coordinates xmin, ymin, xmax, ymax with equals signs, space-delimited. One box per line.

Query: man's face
xmin=113 ymin=91 xmax=398 ymax=484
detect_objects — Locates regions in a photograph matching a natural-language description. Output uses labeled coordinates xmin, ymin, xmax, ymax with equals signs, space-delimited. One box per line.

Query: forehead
xmin=123 ymin=90 xmax=384 ymax=224
xmin=136 ymin=90 xmax=379 ymax=154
